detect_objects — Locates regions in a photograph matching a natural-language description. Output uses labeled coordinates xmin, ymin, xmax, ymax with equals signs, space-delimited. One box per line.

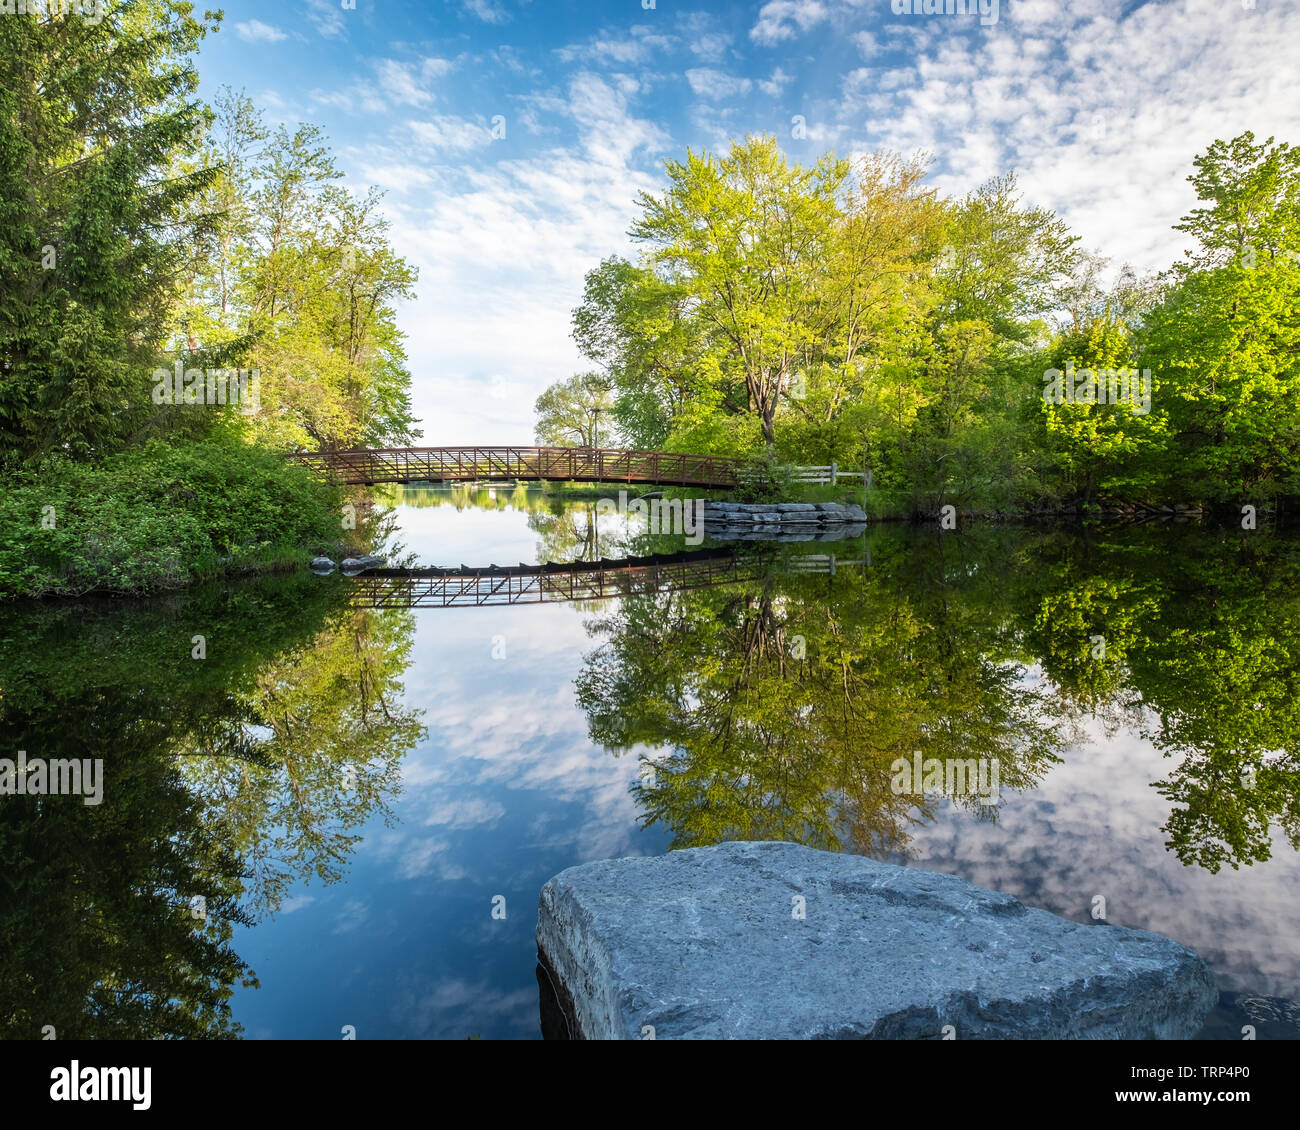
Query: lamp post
xmin=589 ymin=407 xmax=601 ymax=452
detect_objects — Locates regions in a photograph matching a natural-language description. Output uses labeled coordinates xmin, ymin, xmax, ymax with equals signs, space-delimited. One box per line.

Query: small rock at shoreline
xmin=340 ymin=554 xmax=386 ymax=576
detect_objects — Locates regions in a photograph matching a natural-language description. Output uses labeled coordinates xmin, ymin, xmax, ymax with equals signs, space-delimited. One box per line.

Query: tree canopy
xmin=569 ymin=131 xmax=1300 ymax=516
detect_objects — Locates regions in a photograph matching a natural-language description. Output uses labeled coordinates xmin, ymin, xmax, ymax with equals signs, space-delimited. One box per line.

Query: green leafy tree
xmin=0 ymin=1 xmax=220 ymax=463
xmin=533 ymin=372 xmax=614 ymax=447
xmin=1139 ymin=133 xmax=1300 ymax=503
xmin=626 ymin=136 xmax=849 ymax=448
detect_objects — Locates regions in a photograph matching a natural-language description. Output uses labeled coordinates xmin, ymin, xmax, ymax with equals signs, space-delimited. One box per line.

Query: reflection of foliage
xmin=380 ymin=483 xmax=549 ymax=513
xmin=0 ymin=571 xmax=423 ymax=1037
xmin=577 ymin=530 xmax=1066 ymax=856
xmin=527 ymin=498 xmax=697 ymax=565
xmin=0 ymin=704 xmax=255 ymax=1039
xmin=578 ymin=523 xmax=1300 ymax=875
xmin=179 ymin=606 xmax=424 ymax=917
xmin=1007 ymin=527 xmax=1300 ymax=872
xmin=381 ymin=484 xmax=703 ymax=566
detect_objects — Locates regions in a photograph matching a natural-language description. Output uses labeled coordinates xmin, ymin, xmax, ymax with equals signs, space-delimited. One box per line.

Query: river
xmin=2 ymin=485 xmax=1298 ymax=1039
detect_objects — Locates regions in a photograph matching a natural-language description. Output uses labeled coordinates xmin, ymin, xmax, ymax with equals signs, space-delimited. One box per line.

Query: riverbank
xmin=0 ymin=436 xmax=351 ymax=600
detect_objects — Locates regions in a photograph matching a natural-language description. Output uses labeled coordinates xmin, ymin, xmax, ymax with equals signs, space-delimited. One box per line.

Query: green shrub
xmin=0 ymin=437 xmax=343 ymax=598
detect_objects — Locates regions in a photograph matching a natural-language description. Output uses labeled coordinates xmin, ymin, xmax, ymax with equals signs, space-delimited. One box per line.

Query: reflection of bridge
xmin=347 ymin=550 xmax=763 ymax=609
xmin=345 ymin=549 xmax=866 ymax=609
xmin=287 ymin=446 xmax=744 ymax=488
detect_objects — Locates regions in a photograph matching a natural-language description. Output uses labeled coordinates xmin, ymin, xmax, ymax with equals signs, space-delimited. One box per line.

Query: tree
xmin=1139 ymin=133 xmax=1300 ymax=503
xmin=174 ymin=107 xmax=422 ymax=452
xmin=0 ymin=1 xmax=220 ymax=464
xmin=627 ymin=136 xmax=849 ymax=447
xmin=899 ymin=174 xmax=1077 ymax=511
xmin=533 ymin=372 xmax=614 ymax=447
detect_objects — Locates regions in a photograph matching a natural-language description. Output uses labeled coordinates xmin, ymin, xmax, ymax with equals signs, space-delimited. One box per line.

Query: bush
xmin=0 ymin=437 xmax=343 ymax=598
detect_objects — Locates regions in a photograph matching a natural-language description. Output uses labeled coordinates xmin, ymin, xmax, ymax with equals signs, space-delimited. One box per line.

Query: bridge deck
xmin=287 ymin=446 xmax=743 ymax=488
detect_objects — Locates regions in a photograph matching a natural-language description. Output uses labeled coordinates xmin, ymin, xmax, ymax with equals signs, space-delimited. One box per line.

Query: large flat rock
xmin=536 ymin=841 xmax=1217 ymax=1040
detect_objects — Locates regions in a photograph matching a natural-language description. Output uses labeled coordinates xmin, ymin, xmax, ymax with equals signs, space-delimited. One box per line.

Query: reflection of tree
xmin=382 ymin=482 xmax=545 ymax=513
xmin=578 ymin=523 xmax=1300 ymax=874
xmin=528 ymin=500 xmax=609 ymax=562
xmin=527 ymin=497 xmax=710 ymax=564
xmin=1012 ymin=528 xmax=1300 ymax=873
xmin=179 ymin=606 xmax=424 ymax=917
xmin=0 ymin=572 xmax=424 ymax=1037
xmin=0 ymin=690 xmax=254 ymax=1039
xmin=577 ymin=539 xmax=1065 ymax=857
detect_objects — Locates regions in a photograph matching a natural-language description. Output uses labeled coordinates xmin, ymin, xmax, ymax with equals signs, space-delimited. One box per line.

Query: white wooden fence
xmin=786 ymin=463 xmax=872 ymax=486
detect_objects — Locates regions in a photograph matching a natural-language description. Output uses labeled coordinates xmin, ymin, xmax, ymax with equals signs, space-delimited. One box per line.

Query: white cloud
xmin=750 ymin=0 xmax=829 ymax=46
xmin=365 ymin=71 xmax=669 ymax=442
xmin=355 ymin=162 xmax=437 ymax=192
xmin=851 ymin=30 xmax=880 ymax=58
xmin=377 ymin=59 xmax=436 ymax=108
xmin=310 ymin=57 xmax=455 ymax=116
xmin=687 ymin=68 xmax=754 ymax=100
xmin=410 ymin=115 xmax=496 ymax=153
xmin=835 ymin=0 xmax=1300 ymax=277
xmin=691 ymin=32 xmax=732 ymax=62
xmin=464 ymin=0 xmax=511 ymax=23
xmin=677 ymin=10 xmax=732 ymax=63
xmin=234 ymin=19 xmax=286 ymax=43
xmin=759 ymin=66 xmax=794 ymax=97
xmin=557 ymin=25 xmax=675 ymax=66
xmin=305 ymin=0 xmax=347 ymax=39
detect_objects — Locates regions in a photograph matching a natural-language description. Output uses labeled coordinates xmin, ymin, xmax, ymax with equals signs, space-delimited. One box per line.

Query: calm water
xmin=3 ymin=485 xmax=1299 ymax=1039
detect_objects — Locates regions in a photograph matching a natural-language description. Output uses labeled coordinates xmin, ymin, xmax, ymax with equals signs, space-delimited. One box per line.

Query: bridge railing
xmin=286 ymin=446 xmax=745 ymax=488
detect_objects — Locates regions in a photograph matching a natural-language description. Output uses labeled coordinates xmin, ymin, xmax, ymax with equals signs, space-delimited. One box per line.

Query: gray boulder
xmin=310 ymin=556 xmax=336 ymax=574
xmin=775 ymin=503 xmax=818 ymax=512
xmin=843 ymin=504 xmax=868 ymax=522
xmin=536 ymin=841 xmax=1217 ymax=1040
xmin=340 ymin=554 xmax=386 ymax=576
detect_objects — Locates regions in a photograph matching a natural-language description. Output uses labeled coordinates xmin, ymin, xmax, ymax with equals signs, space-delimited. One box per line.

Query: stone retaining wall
xmin=702 ymin=500 xmax=868 ymax=531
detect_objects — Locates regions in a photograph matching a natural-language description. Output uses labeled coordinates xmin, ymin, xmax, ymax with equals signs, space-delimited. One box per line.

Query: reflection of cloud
xmin=385 ymin=595 xmax=658 ymax=865
xmin=332 ymin=899 xmax=369 ymax=935
xmin=423 ymin=797 xmax=506 ymax=829
xmin=904 ymin=713 xmax=1300 ymax=1002
xmin=395 ymin=977 xmax=538 ymax=1039
xmin=395 ymin=838 xmax=451 ymax=879
xmin=279 ymin=895 xmax=316 ymax=913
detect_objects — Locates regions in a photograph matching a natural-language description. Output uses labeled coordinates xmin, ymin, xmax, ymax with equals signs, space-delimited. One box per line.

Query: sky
xmin=193 ymin=0 xmax=1300 ymax=444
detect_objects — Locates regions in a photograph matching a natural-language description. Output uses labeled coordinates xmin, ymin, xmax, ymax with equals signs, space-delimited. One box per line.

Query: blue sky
xmin=194 ymin=0 xmax=1299 ymax=443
